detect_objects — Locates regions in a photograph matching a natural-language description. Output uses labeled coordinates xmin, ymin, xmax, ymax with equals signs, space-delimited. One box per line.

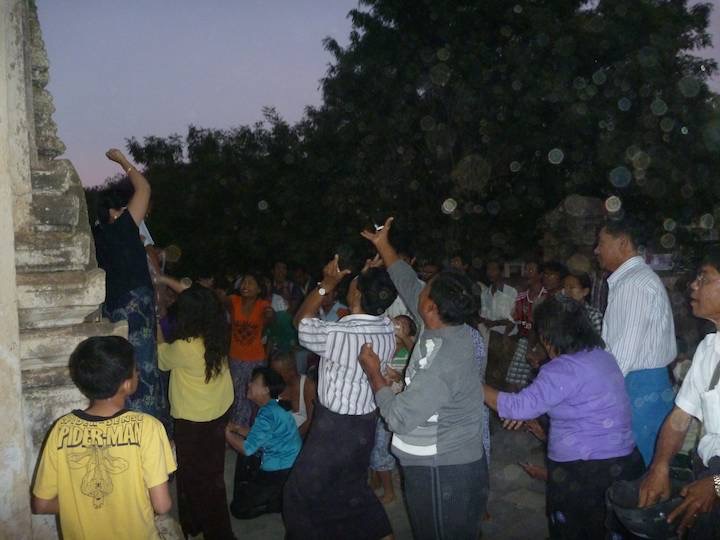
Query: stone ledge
xmin=15 ymin=229 xmax=92 ymax=272
xmin=20 ymin=319 xmax=128 ymax=365
xmin=30 ymin=159 xmax=76 ymax=193
xmin=16 ymin=268 xmax=105 ymax=318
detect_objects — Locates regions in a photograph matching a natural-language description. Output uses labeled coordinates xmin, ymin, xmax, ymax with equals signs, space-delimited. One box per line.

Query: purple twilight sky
xmin=38 ymin=1 xmax=719 ymax=187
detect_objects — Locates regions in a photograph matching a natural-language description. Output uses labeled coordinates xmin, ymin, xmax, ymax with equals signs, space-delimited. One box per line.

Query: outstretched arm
xmin=638 ymin=406 xmax=692 ymax=507
xmin=294 ymin=255 xmax=350 ymax=328
xmin=106 ymin=148 xmax=151 ymax=225
xmin=360 ymin=217 xmax=399 ymax=269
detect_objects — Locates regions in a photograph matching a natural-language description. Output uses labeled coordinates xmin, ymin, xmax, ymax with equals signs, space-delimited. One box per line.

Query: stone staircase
xmin=16 ymin=158 xmax=127 ymax=449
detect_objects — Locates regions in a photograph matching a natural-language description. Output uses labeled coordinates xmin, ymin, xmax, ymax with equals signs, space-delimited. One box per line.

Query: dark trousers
xmin=402 ymin=455 xmax=489 ymax=540
xmin=231 ymin=468 xmax=290 ymax=519
xmin=548 ymin=448 xmax=645 ymax=540
xmin=174 ymin=414 xmax=234 ymax=540
xmin=283 ymin=403 xmax=392 ymax=540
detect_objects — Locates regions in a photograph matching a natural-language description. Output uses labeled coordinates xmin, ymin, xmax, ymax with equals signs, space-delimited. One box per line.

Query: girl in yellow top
xmin=158 ymin=285 xmax=235 ymax=540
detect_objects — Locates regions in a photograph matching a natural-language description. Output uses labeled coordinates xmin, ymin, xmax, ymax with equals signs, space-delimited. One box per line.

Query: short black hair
xmin=357 ymin=268 xmax=398 ymax=316
xmin=701 ymin=245 xmax=720 ymax=273
xmin=96 ymin=189 xmax=129 ymax=224
xmin=69 ymin=336 xmax=136 ymax=400
xmin=603 ymin=216 xmax=645 ymax=249
xmin=251 ymin=366 xmax=286 ymax=399
xmin=542 ymin=260 xmax=569 ymax=279
xmin=567 ymin=271 xmax=593 ymax=291
xmin=428 ymin=270 xmax=478 ymax=325
xmin=533 ymin=296 xmax=604 ymax=355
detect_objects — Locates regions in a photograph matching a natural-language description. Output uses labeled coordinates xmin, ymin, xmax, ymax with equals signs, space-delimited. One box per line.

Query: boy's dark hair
xmin=69 ymin=336 xmax=135 ymax=400
xmin=533 ymin=296 xmax=605 ymax=355
xmin=542 ymin=260 xmax=569 ymax=279
xmin=357 ymin=268 xmax=398 ymax=316
xmin=251 ymin=366 xmax=286 ymax=398
xmin=603 ymin=216 xmax=645 ymax=250
xmin=428 ymin=270 xmax=478 ymax=325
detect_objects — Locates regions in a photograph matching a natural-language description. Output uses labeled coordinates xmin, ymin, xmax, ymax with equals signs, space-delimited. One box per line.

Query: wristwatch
xmin=317 ymin=282 xmax=328 ymax=296
xmin=713 ymin=475 xmax=720 ymax=498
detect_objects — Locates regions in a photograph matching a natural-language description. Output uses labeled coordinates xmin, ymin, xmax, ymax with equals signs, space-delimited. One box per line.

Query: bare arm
xmin=155 ymin=274 xmax=191 ymax=294
xmin=638 ymin=406 xmax=692 ymax=507
xmin=149 ymin=482 xmax=172 ymax=515
xmin=360 ymin=217 xmax=399 ymax=269
xmin=483 ymin=384 xmax=499 ymax=411
xmin=294 ymin=256 xmax=350 ymax=328
xmin=31 ymin=495 xmax=59 ymax=514
xmin=106 ymin=148 xmax=150 ymax=225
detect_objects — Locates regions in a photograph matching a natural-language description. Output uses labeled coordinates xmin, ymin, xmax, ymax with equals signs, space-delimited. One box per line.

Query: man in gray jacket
xmin=360 ymin=217 xmax=488 ymax=540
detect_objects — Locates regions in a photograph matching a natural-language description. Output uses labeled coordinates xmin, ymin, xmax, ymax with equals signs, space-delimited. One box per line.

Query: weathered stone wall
xmin=0 ymin=2 xmax=34 ymax=537
xmin=1 ymin=1 xmax=126 ymax=538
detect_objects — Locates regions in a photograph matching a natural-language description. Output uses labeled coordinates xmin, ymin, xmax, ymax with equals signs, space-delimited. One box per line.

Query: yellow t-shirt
xmin=158 ymin=338 xmax=234 ymax=422
xmin=33 ymin=410 xmax=176 ymax=540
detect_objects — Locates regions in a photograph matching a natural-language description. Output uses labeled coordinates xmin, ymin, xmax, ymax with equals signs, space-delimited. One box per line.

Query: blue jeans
xmin=403 ymin=456 xmax=489 ymax=540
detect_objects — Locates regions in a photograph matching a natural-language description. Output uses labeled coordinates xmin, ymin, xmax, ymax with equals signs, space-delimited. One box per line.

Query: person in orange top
xmin=228 ymin=272 xmax=274 ymax=425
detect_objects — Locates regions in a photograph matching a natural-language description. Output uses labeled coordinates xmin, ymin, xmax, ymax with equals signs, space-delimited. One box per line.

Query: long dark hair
xmin=533 ymin=295 xmax=604 ymax=355
xmin=172 ymin=284 xmax=230 ymax=382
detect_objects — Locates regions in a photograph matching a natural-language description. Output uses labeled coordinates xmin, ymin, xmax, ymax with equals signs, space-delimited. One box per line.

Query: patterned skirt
xmin=105 ymin=286 xmax=170 ymax=433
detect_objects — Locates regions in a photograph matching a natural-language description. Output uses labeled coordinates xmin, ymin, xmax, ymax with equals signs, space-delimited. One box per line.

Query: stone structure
xmin=0 ymin=2 xmax=125 ymax=538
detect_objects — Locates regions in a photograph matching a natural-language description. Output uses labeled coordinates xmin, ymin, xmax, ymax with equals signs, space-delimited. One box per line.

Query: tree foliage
xmin=86 ymin=0 xmax=720 ymax=277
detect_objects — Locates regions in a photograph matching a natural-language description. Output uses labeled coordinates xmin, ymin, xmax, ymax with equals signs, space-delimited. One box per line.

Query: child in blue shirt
xmin=225 ymin=367 xmax=301 ymax=519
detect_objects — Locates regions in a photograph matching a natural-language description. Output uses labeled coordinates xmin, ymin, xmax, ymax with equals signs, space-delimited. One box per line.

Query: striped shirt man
xmin=602 ymin=255 xmax=676 ymax=375
xmin=298 ymin=315 xmax=395 ymax=415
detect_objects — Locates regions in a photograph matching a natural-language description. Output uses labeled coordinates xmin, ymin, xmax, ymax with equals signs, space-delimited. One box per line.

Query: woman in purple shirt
xmin=484 ymin=295 xmax=644 ymax=539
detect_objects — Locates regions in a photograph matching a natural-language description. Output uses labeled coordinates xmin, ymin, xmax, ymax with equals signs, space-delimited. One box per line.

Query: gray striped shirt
xmin=602 ymin=256 xmax=676 ymax=375
xmin=298 ymin=314 xmax=395 ymax=415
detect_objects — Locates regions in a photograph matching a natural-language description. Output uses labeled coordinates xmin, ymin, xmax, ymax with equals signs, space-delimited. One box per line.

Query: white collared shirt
xmin=675 ymin=332 xmax=720 ymax=466
xmin=298 ymin=314 xmax=395 ymax=415
xmin=602 ymin=256 xmax=676 ymax=375
xmin=480 ymin=282 xmax=517 ymax=334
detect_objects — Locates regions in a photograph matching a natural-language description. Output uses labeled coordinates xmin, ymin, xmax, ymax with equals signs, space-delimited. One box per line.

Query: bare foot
xmin=380 ymin=491 xmax=395 ymax=504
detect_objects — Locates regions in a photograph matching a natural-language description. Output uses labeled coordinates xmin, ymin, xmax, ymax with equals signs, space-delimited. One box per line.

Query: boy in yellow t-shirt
xmin=32 ymin=336 xmax=177 ymax=540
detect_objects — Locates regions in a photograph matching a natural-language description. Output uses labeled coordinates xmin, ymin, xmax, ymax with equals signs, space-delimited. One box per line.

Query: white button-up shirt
xmin=298 ymin=314 xmax=395 ymax=415
xmin=480 ymin=283 xmax=518 ymax=334
xmin=602 ymin=256 xmax=676 ymax=375
xmin=675 ymin=332 xmax=720 ymax=466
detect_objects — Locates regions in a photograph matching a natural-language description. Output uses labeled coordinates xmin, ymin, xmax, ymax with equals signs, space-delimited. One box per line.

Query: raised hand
xmin=360 ymin=217 xmax=394 ymax=247
xmin=105 ymin=148 xmax=127 ymax=164
xmin=321 ymin=255 xmax=352 ymax=290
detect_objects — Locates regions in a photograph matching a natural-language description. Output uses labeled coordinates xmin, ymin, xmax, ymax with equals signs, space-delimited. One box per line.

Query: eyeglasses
xmin=693 ymin=273 xmax=720 ymax=287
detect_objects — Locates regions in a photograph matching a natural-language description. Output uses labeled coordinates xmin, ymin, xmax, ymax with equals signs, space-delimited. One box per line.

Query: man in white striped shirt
xmin=283 ymin=256 xmax=397 ymax=540
xmin=596 ymin=218 xmax=676 ymax=466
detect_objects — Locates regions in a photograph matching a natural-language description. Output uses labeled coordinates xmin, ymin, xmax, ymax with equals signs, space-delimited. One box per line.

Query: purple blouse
xmin=497 ymin=347 xmax=635 ymax=462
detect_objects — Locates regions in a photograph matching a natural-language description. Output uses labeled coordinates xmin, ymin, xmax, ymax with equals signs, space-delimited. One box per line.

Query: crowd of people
xmin=29 ymin=149 xmax=720 ymax=540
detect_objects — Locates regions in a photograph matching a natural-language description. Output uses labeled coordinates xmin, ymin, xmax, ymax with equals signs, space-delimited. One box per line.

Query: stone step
xmin=31 ymin=191 xmax=81 ymax=231
xmin=20 ymin=319 xmax=128 ymax=369
xmin=15 ymin=229 xmax=93 ymax=272
xmin=30 ymin=160 xmax=86 ymax=231
xmin=16 ymin=268 xmax=106 ymax=329
xmin=30 ymin=159 xmax=76 ymax=194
